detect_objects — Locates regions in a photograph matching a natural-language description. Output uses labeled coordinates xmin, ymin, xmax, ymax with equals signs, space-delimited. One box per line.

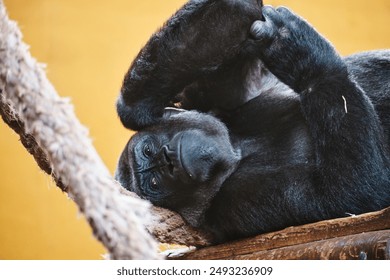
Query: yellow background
xmin=0 ymin=0 xmax=389 ymax=259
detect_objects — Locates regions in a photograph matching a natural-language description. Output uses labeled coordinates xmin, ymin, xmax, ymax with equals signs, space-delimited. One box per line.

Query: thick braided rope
xmin=0 ymin=1 xmax=159 ymax=260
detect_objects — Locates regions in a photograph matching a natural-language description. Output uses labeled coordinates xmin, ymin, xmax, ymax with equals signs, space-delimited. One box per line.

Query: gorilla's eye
xmin=151 ymin=177 xmax=158 ymax=188
xmin=143 ymin=144 xmax=152 ymax=158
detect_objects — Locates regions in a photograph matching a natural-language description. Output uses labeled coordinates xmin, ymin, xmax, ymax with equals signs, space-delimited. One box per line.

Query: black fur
xmin=115 ymin=1 xmax=390 ymax=243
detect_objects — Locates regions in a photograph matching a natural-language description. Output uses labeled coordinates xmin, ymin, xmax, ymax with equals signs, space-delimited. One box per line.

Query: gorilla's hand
xmin=250 ymin=6 xmax=346 ymax=93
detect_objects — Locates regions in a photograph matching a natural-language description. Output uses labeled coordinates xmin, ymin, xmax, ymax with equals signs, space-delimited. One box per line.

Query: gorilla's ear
xmin=163 ymin=107 xmax=187 ymax=118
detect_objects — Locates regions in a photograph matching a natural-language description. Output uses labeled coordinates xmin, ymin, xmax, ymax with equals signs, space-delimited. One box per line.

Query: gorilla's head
xmin=115 ymin=109 xmax=241 ymax=226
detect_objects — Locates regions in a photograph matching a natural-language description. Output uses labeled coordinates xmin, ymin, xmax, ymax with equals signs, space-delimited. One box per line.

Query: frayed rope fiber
xmin=0 ymin=0 xmax=212 ymax=259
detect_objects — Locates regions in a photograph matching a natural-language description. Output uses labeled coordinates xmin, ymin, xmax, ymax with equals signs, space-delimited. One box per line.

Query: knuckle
xmin=262 ymin=5 xmax=275 ymax=15
xmin=276 ymin=6 xmax=290 ymax=13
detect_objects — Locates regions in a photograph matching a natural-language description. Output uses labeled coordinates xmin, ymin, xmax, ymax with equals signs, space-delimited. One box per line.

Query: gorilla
xmin=115 ymin=0 xmax=390 ymax=243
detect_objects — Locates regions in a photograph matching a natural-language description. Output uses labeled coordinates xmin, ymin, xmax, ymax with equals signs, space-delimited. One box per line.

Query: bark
xmin=230 ymin=230 xmax=390 ymax=260
xmin=176 ymin=206 xmax=390 ymax=259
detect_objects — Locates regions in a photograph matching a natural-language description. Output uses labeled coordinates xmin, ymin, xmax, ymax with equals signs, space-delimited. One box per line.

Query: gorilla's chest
xmin=231 ymin=126 xmax=314 ymax=169
xmin=226 ymin=93 xmax=314 ymax=168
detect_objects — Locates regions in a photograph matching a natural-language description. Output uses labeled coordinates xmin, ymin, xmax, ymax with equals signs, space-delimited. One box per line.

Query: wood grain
xmin=232 ymin=230 xmax=390 ymax=260
xmin=175 ymin=206 xmax=390 ymax=259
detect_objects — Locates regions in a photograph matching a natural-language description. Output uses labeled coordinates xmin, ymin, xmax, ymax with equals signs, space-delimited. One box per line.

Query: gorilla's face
xmin=115 ymin=110 xmax=241 ymax=226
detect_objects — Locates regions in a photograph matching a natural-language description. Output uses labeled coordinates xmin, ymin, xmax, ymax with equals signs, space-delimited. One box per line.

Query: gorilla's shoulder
xmin=344 ymin=50 xmax=390 ymax=99
xmin=344 ymin=50 xmax=390 ymax=69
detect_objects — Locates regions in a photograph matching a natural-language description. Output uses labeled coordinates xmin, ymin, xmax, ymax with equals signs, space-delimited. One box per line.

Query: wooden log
xmin=175 ymin=206 xmax=390 ymax=259
xmin=231 ymin=230 xmax=390 ymax=260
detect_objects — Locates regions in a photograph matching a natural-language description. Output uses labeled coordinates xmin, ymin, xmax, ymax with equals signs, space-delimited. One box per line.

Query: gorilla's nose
xmin=179 ymin=131 xmax=220 ymax=183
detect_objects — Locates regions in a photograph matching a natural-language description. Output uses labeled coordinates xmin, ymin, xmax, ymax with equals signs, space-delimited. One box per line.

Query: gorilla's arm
xmin=204 ymin=7 xmax=390 ymax=242
xmin=250 ymin=8 xmax=389 ymax=210
xmin=117 ymin=0 xmax=262 ymax=130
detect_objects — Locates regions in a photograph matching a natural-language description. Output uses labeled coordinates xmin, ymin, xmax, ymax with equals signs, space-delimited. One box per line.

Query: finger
xmin=250 ymin=20 xmax=276 ymax=43
xmin=262 ymin=5 xmax=284 ymax=27
xmin=276 ymin=6 xmax=301 ymax=24
xmin=276 ymin=6 xmax=295 ymax=18
xmin=276 ymin=6 xmax=315 ymax=35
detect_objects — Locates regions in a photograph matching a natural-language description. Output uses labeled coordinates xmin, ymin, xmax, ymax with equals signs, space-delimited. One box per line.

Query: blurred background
xmin=0 ymin=0 xmax=389 ymax=259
